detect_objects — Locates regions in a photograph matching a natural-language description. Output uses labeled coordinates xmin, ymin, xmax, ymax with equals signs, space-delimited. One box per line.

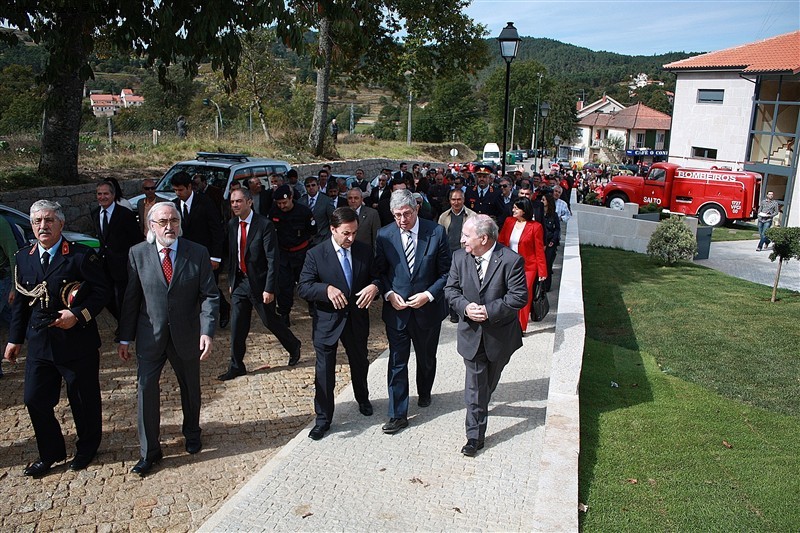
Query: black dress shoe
xmin=417 ymin=395 xmax=432 ymax=408
xmin=449 ymin=315 xmax=459 ymax=323
xmin=185 ymin=439 xmax=202 ymax=454
xmin=461 ymin=438 xmax=485 ymax=457
xmin=131 ymin=450 xmax=163 ymax=477
xmin=358 ymin=401 xmax=373 ymax=416
xmin=23 ymin=457 xmax=62 ymax=477
xmin=308 ymin=425 xmax=329 ymax=440
xmin=288 ymin=344 xmax=301 ymax=366
xmin=217 ymin=368 xmax=246 ymax=381
xmin=382 ymin=417 xmax=408 ymax=434
xmin=69 ymin=454 xmax=96 ymax=471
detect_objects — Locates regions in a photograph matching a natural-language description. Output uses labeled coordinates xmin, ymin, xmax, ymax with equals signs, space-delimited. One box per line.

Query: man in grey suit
xmin=347 ymin=188 xmax=380 ymax=251
xmin=118 ymin=202 xmax=219 ymax=476
xmin=444 ymin=214 xmax=528 ymax=457
xmin=299 ymin=176 xmax=333 ymax=248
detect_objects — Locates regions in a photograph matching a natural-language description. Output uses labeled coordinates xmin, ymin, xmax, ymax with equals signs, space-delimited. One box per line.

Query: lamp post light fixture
xmin=203 ymin=98 xmax=224 ymax=140
xmin=510 ymin=106 xmax=523 ymax=153
xmin=538 ymin=101 xmax=550 ymax=172
xmin=498 ymin=22 xmax=521 ymax=178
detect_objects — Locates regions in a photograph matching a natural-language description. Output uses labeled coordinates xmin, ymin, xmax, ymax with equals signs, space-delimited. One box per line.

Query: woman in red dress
xmin=497 ymin=198 xmax=548 ymax=332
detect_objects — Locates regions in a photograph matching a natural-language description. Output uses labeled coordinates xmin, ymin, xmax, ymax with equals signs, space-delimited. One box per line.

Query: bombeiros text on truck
xmin=599 ymin=162 xmax=762 ymax=227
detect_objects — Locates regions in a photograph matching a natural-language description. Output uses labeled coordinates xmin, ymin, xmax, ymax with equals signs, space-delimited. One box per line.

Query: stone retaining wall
xmin=0 ymin=158 xmax=441 ymax=233
xmin=571 ymin=201 xmax=699 ymax=254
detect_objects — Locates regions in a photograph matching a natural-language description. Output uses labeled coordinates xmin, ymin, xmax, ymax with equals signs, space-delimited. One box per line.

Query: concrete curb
xmin=532 ymin=210 xmax=584 ymax=532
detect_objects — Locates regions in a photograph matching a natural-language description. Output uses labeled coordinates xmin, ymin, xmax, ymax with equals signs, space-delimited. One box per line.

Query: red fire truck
xmin=601 ymin=162 xmax=762 ymax=226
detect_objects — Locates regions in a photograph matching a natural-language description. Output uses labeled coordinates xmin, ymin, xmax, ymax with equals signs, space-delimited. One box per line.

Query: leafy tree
xmin=2 ymin=1 xmax=299 ymax=183
xmin=0 ymin=64 xmax=44 ymax=133
xmin=213 ymin=28 xmax=289 ymax=142
xmin=291 ymin=0 xmax=488 ymax=156
xmin=483 ymin=61 xmax=549 ymax=147
xmin=765 ymin=226 xmax=800 ymax=302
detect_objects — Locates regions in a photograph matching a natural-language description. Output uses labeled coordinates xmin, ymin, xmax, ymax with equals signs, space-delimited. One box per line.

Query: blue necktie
xmin=340 ymin=248 xmax=352 ymax=290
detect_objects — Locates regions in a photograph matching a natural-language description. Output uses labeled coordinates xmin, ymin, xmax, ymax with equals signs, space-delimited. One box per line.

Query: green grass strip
xmin=579 ymin=246 xmax=800 ymax=530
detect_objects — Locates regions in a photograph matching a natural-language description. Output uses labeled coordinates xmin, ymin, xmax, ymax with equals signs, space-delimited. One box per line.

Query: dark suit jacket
xmin=253 ymin=189 xmax=273 ymax=217
xmin=228 ymin=213 xmax=278 ymax=296
xmin=375 ymin=218 xmax=451 ymax=329
xmin=92 ymin=204 xmax=143 ymax=282
xmin=299 ymin=193 xmax=333 ymax=246
xmin=444 ymin=244 xmax=527 ymax=362
xmin=120 ymin=239 xmax=219 ymax=359
xmin=369 ymin=186 xmax=389 ymax=209
xmin=9 ymin=240 xmax=109 ymax=363
xmin=173 ymin=192 xmax=224 ymax=260
xmin=297 ymin=240 xmax=380 ymax=345
xmin=355 ymin=205 xmax=381 ymax=250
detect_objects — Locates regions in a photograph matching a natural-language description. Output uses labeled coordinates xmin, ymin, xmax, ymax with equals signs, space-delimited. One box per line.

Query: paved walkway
xmin=696 ymin=239 xmax=799 ymax=291
xmin=201 ymin=278 xmax=560 ymax=531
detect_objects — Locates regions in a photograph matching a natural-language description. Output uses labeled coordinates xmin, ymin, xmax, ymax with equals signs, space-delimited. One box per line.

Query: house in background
xmin=88 ymin=88 xmax=144 ymax=117
xmin=664 ymin=30 xmax=799 ymax=226
xmin=575 ymin=101 xmax=671 ymax=165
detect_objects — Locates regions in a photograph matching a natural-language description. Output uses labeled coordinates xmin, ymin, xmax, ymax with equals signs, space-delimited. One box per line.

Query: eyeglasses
xmin=152 ymin=218 xmax=180 ymax=228
xmin=500 ymin=184 xmax=509 ymax=188
xmin=143 ymin=187 xmax=156 ymax=191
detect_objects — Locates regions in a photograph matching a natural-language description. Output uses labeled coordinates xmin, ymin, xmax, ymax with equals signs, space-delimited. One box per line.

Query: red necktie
xmin=161 ymin=247 xmax=173 ymax=284
xmin=239 ymin=221 xmax=247 ymax=275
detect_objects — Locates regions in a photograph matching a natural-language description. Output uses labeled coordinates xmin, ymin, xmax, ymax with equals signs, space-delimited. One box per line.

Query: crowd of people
xmin=0 ymin=161 xmax=573 ymax=477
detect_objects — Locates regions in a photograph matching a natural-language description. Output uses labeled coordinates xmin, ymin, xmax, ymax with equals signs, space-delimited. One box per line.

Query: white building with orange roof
xmin=88 ymin=88 xmax=144 ymax=117
xmin=664 ymin=30 xmax=800 ymax=226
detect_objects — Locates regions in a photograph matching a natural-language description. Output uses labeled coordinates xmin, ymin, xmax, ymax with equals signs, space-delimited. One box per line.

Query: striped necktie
xmin=475 ymin=255 xmax=484 ymax=283
xmin=403 ymin=230 xmax=415 ymax=275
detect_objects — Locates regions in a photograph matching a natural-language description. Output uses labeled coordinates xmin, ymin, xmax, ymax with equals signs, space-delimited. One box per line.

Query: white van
xmin=482 ymin=143 xmax=502 ymax=166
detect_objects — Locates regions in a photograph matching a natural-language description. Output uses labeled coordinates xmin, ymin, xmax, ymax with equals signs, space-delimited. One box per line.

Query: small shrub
xmin=647 ymin=216 xmax=697 ymax=265
xmin=639 ymin=202 xmax=661 ymax=214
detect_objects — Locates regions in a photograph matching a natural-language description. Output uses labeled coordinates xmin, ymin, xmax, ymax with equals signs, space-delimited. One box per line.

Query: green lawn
xmin=579 ymin=246 xmax=800 ymax=531
xmin=712 ymin=223 xmax=760 ymax=242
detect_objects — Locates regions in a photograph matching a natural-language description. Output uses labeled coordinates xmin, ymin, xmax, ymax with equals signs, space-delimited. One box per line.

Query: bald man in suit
xmin=445 ymin=214 xmax=527 ymax=456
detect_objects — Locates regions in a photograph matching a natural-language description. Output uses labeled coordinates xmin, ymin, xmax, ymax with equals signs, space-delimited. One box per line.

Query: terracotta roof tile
xmin=664 ymin=31 xmax=800 ymax=74
xmin=578 ymin=102 xmax=671 ymax=130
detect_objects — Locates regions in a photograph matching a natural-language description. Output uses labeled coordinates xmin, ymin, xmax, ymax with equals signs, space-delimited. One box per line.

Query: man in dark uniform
xmin=464 ymin=166 xmax=501 ymax=219
xmin=4 ymin=200 xmax=109 ymax=476
xmin=269 ymin=185 xmax=316 ymax=326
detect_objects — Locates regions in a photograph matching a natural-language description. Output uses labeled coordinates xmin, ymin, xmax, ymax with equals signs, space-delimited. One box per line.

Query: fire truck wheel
xmin=698 ymin=204 xmax=726 ymax=227
xmin=607 ymin=193 xmax=628 ymax=211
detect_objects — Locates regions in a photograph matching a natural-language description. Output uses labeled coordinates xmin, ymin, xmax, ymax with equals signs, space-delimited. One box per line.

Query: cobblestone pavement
xmin=0 ymin=296 xmax=388 ymax=532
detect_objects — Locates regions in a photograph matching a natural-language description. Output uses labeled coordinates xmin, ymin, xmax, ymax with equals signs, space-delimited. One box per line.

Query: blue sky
xmin=465 ymin=0 xmax=800 ymax=55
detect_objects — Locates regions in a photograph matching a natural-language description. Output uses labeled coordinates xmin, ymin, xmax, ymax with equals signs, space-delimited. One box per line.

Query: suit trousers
xmin=463 ymin=339 xmax=509 ymax=441
xmin=386 ymin=318 xmax=441 ymax=418
xmin=313 ymin=316 xmax=370 ymax=427
xmin=229 ymin=276 xmax=300 ymax=372
xmin=23 ymin=353 xmax=102 ymax=462
xmin=136 ymin=338 xmax=201 ymax=460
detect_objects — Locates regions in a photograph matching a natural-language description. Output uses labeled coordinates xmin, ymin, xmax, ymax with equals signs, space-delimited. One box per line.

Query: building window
xmin=692 ymin=146 xmax=718 ymax=159
xmin=636 ymin=133 xmax=645 ymax=149
xmin=697 ymin=89 xmax=724 ymax=104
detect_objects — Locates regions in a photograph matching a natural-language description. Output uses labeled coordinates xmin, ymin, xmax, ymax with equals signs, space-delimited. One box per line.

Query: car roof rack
xmin=196 ymin=152 xmax=251 ymax=162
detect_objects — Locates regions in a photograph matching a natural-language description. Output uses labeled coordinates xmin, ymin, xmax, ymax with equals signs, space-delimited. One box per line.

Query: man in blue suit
xmin=375 ymin=189 xmax=451 ymax=434
xmin=297 ymin=207 xmax=381 ymax=440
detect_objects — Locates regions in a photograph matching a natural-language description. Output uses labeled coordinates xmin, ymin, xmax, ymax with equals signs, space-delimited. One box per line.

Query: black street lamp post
xmin=498 ymin=22 xmax=521 ymax=179
xmin=538 ymin=101 xmax=550 ymax=173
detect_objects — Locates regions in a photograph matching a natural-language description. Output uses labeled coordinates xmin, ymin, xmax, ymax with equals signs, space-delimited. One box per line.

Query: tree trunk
xmin=254 ymin=96 xmax=272 ymax=142
xmin=38 ymin=18 xmax=90 ymax=185
xmin=771 ymin=259 xmax=783 ymax=302
xmin=308 ymin=16 xmax=332 ymax=156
